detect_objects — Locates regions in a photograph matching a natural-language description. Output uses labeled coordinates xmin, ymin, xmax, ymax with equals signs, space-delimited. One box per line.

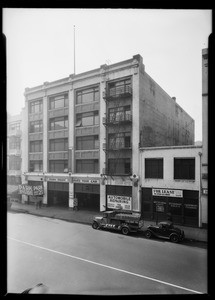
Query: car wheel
xmin=145 ymin=230 xmax=152 ymax=239
xmin=92 ymin=222 xmax=99 ymax=230
xmin=170 ymin=234 xmax=179 ymax=243
xmin=121 ymin=227 xmax=129 ymax=235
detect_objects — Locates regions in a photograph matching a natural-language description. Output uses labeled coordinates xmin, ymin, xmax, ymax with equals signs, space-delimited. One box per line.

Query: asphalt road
xmin=7 ymin=212 xmax=207 ymax=295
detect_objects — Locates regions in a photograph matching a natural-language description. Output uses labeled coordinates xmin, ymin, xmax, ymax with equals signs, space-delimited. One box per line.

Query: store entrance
xmin=74 ymin=183 xmax=100 ymax=211
xmin=48 ymin=182 xmax=69 ymax=207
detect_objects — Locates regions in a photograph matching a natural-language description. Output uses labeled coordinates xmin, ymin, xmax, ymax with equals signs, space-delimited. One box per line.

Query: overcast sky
xmin=3 ymin=8 xmax=212 ymax=141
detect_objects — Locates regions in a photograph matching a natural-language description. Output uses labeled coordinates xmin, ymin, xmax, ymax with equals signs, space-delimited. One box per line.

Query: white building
xmin=140 ymin=145 xmax=203 ymax=227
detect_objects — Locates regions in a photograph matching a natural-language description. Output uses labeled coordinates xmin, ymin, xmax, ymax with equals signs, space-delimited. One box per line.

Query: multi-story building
xmin=201 ymin=48 xmax=208 ymax=228
xmin=139 ymin=145 xmax=202 ymax=227
xmin=7 ymin=112 xmax=23 ymax=201
xmin=21 ymin=54 xmax=194 ymax=212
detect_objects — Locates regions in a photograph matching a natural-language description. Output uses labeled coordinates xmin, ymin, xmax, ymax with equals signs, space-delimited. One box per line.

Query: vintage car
xmin=92 ymin=210 xmax=144 ymax=235
xmin=145 ymin=221 xmax=185 ymax=243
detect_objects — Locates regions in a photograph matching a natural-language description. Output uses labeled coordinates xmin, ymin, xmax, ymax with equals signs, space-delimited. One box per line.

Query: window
xmin=9 ymin=156 xmax=21 ymax=170
xmin=145 ymin=158 xmax=163 ymax=179
xmin=29 ymin=160 xmax=43 ymax=172
xmin=108 ymin=78 xmax=132 ymax=97
xmin=9 ymin=122 xmax=20 ymax=131
xmin=76 ymin=111 xmax=99 ymax=127
xmin=108 ymin=158 xmax=131 ymax=175
xmin=106 ymin=185 xmax=132 ymax=196
xmin=49 ymin=138 xmax=68 ymax=151
xmin=76 ymin=87 xmax=99 ymax=104
xmin=9 ymin=136 xmax=20 ymax=149
xmin=49 ymin=93 xmax=68 ymax=110
xmin=108 ymin=133 xmax=131 ymax=149
xmin=76 ymin=135 xmax=99 ymax=150
xmin=29 ymin=100 xmax=43 ymax=114
xmin=49 ymin=116 xmax=68 ymax=131
xmin=49 ymin=160 xmax=68 ymax=173
xmin=30 ymin=140 xmax=43 ymax=152
xmin=174 ymin=158 xmax=195 ymax=180
xmin=109 ymin=106 xmax=131 ymax=122
xmin=76 ymin=159 xmax=99 ymax=173
xmin=29 ymin=120 xmax=43 ymax=133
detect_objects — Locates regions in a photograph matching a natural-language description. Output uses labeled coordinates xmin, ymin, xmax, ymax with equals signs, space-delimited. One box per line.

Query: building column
xmin=68 ymin=78 xmax=75 ymax=209
xmin=21 ymin=97 xmax=29 ymax=203
xmin=132 ymin=57 xmax=140 ymax=212
xmin=69 ymin=181 xmax=74 ymax=209
xmin=99 ymin=66 xmax=107 ymax=211
xmin=43 ymin=95 xmax=48 ymax=206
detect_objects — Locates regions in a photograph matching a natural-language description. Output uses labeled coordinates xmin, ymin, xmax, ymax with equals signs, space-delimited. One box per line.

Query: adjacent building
xmin=140 ymin=145 xmax=202 ymax=227
xmin=21 ymin=54 xmax=194 ymax=213
xmin=7 ymin=112 xmax=23 ymax=201
xmin=201 ymin=48 xmax=208 ymax=228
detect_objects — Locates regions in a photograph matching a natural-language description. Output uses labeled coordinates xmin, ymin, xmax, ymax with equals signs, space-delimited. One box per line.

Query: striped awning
xmin=7 ymin=185 xmax=19 ymax=194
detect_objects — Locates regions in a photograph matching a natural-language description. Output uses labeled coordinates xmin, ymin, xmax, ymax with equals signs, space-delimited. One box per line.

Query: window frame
xmin=49 ymin=138 xmax=68 ymax=152
xmin=29 ymin=140 xmax=43 ymax=153
xmin=29 ymin=120 xmax=43 ymax=133
xmin=49 ymin=160 xmax=68 ymax=173
xmin=49 ymin=116 xmax=68 ymax=131
xmin=29 ymin=99 xmax=43 ymax=114
xmin=145 ymin=158 xmax=163 ymax=179
xmin=29 ymin=160 xmax=43 ymax=172
xmin=174 ymin=158 xmax=195 ymax=180
xmin=49 ymin=93 xmax=69 ymax=110
xmin=76 ymin=86 xmax=99 ymax=105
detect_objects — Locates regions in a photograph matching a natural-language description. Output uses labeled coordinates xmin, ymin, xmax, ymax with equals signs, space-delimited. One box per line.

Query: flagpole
xmin=74 ymin=25 xmax=76 ymax=75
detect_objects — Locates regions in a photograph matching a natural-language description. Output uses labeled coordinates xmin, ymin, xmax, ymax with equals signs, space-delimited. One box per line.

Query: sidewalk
xmin=9 ymin=201 xmax=207 ymax=243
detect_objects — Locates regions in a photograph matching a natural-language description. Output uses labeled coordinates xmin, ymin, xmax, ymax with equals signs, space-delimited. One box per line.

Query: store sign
xmin=73 ymin=178 xmax=100 ymax=184
xmin=47 ymin=177 xmax=68 ymax=182
xmin=107 ymin=195 xmax=132 ymax=210
xmin=18 ymin=184 xmax=44 ymax=196
xmin=152 ymin=189 xmax=183 ymax=198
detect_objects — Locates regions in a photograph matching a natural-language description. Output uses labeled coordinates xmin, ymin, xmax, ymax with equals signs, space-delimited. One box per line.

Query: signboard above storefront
xmin=107 ymin=195 xmax=132 ymax=211
xmin=73 ymin=178 xmax=100 ymax=184
xmin=47 ymin=177 xmax=69 ymax=182
xmin=152 ymin=188 xmax=183 ymax=198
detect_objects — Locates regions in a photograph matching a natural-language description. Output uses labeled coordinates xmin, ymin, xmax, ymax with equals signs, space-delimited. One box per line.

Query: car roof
xmin=159 ymin=221 xmax=173 ymax=226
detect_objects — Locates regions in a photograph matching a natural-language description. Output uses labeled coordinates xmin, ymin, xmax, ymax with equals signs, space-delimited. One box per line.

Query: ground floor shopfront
xmin=141 ymin=187 xmax=199 ymax=227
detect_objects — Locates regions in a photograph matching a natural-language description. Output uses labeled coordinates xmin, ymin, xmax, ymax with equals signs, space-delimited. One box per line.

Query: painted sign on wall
xmin=18 ymin=184 xmax=44 ymax=196
xmin=107 ymin=195 xmax=132 ymax=210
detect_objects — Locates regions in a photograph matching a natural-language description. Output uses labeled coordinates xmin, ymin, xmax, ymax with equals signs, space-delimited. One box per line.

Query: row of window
xmin=29 ymin=159 xmax=99 ymax=173
xmin=29 ymin=158 xmax=131 ymax=174
xmin=28 ymin=78 xmax=132 ymax=115
xmin=8 ymin=122 xmax=21 ymax=131
xmin=145 ymin=158 xmax=195 ymax=180
xmin=29 ymin=136 xmax=100 ymax=153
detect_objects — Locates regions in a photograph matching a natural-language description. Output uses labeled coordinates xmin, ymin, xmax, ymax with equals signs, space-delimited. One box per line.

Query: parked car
xmin=145 ymin=221 xmax=185 ymax=243
xmin=92 ymin=210 xmax=144 ymax=235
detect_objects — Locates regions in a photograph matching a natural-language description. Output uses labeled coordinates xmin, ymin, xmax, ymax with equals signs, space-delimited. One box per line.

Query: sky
xmin=3 ymin=8 xmax=212 ymax=141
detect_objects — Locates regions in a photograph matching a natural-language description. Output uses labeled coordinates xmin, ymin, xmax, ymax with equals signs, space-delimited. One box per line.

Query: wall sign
xmin=73 ymin=178 xmax=100 ymax=184
xmin=107 ymin=195 xmax=132 ymax=210
xmin=47 ymin=177 xmax=68 ymax=182
xmin=18 ymin=184 xmax=44 ymax=196
xmin=152 ymin=189 xmax=183 ymax=198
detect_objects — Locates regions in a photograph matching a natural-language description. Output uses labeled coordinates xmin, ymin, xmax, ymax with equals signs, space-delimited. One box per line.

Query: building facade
xmin=21 ymin=54 xmax=194 ymax=212
xmin=140 ymin=145 xmax=203 ymax=227
xmin=201 ymin=48 xmax=208 ymax=227
xmin=7 ymin=112 xmax=23 ymax=201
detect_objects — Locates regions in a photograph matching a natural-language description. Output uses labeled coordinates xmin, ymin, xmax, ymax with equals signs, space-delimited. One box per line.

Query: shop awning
xmin=7 ymin=185 xmax=19 ymax=194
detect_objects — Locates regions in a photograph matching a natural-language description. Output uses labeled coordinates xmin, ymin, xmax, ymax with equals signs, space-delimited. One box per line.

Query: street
xmin=7 ymin=212 xmax=207 ymax=295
